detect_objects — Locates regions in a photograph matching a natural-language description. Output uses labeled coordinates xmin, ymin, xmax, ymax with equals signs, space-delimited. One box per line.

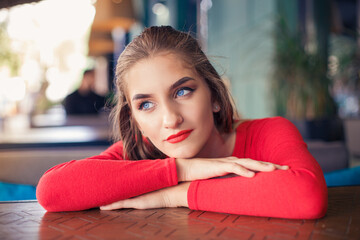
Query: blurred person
xmin=37 ymin=26 xmax=327 ymax=219
xmin=63 ymin=69 xmax=106 ymax=115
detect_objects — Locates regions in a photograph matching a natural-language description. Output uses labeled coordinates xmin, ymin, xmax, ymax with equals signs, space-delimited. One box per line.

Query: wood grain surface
xmin=0 ymin=186 xmax=359 ymax=240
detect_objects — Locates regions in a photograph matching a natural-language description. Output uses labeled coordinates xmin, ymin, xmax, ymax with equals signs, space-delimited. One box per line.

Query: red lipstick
xmin=166 ymin=130 xmax=193 ymax=144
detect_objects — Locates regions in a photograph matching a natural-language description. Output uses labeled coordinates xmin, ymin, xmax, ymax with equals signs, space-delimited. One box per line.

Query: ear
xmin=213 ymin=102 xmax=220 ymax=113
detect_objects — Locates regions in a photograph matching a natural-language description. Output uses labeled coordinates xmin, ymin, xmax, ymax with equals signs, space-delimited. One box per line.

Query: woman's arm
xmin=100 ymin=182 xmax=191 ymax=210
xmin=36 ymin=141 xmax=284 ymax=212
xmin=187 ymin=117 xmax=328 ymax=219
xmin=36 ymin=141 xmax=178 ymax=212
xmin=99 ymin=159 xmax=287 ymax=211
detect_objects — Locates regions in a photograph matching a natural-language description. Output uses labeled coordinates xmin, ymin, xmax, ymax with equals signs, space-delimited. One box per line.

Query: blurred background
xmin=0 ymin=0 xmax=359 ymax=201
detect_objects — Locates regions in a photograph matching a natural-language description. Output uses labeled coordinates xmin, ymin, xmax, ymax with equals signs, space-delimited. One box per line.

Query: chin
xmin=166 ymin=148 xmax=198 ymax=159
xmin=157 ymin=142 xmax=201 ymax=159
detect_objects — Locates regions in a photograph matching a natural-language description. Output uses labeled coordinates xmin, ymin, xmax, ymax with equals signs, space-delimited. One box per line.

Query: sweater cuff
xmin=187 ymin=181 xmax=199 ymax=210
xmin=167 ymin=157 xmax=178 ymax=186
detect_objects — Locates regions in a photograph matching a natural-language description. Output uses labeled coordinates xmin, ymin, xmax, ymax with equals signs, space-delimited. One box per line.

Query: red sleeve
xmin=36 ymin=141 xmax=178 ymax=212
xmin=187 ymin=117 xmax=328 ymax=219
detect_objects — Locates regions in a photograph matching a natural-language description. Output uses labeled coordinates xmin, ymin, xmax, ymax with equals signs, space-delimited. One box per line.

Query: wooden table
xmin=0 ymin=186 xmax=359 ymax=240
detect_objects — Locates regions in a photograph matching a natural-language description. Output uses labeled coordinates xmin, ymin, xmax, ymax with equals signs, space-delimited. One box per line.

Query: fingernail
xmin=248 ymin=172 xmax=255 ymax=177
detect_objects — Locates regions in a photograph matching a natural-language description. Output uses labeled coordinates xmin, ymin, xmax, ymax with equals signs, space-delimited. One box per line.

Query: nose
xmin=162 ymin=103 xmax=183 ymax=129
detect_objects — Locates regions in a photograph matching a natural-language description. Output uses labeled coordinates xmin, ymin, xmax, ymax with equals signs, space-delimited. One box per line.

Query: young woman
xmin=36 ymin=26 xmax=327 ymax=219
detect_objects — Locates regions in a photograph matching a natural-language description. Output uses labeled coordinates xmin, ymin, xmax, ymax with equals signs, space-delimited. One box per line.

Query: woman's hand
xmin=100 ymin=182 xmax=190 ymax=211
xmin=176 ymin=157 xmax=289 ymax=182
xmin=100 ymin=158 xmax=288 ymax=211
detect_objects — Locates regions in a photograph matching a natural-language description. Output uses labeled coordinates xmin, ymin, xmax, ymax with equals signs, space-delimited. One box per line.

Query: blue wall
xmin=207 ymin=0 xmax=276 ymax=118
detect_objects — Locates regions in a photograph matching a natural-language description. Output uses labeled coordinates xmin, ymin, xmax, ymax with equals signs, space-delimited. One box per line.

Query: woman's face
xmin=125 ymin=52 xmax=219 ymax=159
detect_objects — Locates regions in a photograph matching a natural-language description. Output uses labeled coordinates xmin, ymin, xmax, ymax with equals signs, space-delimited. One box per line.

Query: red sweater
xmin=36 ymin=117 xmax=327 ymax=219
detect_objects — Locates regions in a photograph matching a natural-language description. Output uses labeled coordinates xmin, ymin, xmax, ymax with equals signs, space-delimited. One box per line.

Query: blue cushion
xmin=0 ymin=182 xmax=36 ymax=201
xmin=324 ymin=166 xmax=360 ymax=187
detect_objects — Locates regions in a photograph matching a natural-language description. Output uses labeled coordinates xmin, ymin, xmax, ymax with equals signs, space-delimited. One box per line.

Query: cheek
xmin=190 ymin=92 xmax=214 ymax=120
xmin=182 ymin=99 xmax=214 ymax=126
xmin=133 ymin=112 xmax=162 ymax=139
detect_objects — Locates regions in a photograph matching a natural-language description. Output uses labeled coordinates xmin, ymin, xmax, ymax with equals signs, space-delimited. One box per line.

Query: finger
xmin=233 ymin=159 xmax=276 ymax=172
xmin=234 ymin=159 xmax=288 ymax=172
xmin=100 ymin=198 xmax=135 ymax=210
xmin=100 ymin=204 xmax=117 ymax=211
xmin=225 ymin=157 xmax=285 ymax=169
xmin=101 ymin=189 xmax=168 ymax=211
xmin=276 ymin=164 xmax=289 ymax=170
xmin=222 ymin=159 xmax=289 ymax=177
xmin=227 ymin=163 xmax=255 ymax=178
xmin=100 ymin=201 xmax=124 ymax=210
xmin=261 ymin=162 xmax=289 ymax=170
xmin=100 ymin=206 xmax=113 ymax=211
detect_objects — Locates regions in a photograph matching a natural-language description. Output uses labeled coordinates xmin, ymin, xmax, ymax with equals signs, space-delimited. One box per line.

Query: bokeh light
xmin=0 ymin=0 xmax=95 ymax=116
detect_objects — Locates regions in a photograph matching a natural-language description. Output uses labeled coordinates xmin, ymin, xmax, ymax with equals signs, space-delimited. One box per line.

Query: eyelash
xmin=174 ymin=87 xmax=194 ymax=98
xmin=137 ymin=87 xmax=195 ymax=111
xmin=138 ymin=101 xmax=153 ymax=111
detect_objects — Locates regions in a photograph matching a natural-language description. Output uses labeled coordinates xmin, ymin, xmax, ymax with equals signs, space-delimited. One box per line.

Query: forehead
xmin=125 ymin=53 xmax=199 ymax=93
xmin=133 ymin=52 xmax=192 ymax=74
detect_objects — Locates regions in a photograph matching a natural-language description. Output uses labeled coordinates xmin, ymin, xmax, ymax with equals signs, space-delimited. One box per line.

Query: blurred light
xmin=0 ymin=67 xmax=11 ymax=103
xmin=46 ymin=81 xmax=68 ymax=102
xmin=45 ymin=67 xmax=69 ymax=102
xmin=20 ymin=60 xmax=42 ymax=91
xmin=32 ymin=105 xmax=66 ymax=127
xmin=66 ymin=54 xmax=87 ymax=71
xmin=345 ymin=96 xmax=359 ymax=116
xmin=3 ymin=77 xmax=26 ymax=102
xmin=7 ymin=5 xmax=37 ymax=41
xmin=0 ymin=66 xmax=11 ymax=80
xmin=152 ymin=3 xmax=169 ymax=26
xmin=0 ymin=9 xmax=8 ymax=22
xmin=152 ymin=3 xmax=169 ymax=16
xmin=45 ymin=67 xmax=60 ymax=84
xmin=328 ymin=55 xmax=339 ymax=77
xmin=200 ymin=0 xmax=212 ymax=11
xmin=3 ymin=0 xmax=97 ymax=109
xmin=3 ymin=114 xmax=30 ymax=132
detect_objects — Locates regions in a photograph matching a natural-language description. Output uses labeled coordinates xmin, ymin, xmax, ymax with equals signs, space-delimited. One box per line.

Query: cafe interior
xmin=0 ymin=0 xmax=359 ymax=202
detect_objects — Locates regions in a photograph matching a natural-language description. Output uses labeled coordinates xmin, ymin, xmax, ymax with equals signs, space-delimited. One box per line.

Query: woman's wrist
xmin=164 ymin=181 xmax=190 ymax=207
xmin=174 ymin=182 xmax=190 ymax=207
xmin=175 ymin=158 xmax=184 ymax=182
xmin=175 ymin=158 xmax=187 ymax=182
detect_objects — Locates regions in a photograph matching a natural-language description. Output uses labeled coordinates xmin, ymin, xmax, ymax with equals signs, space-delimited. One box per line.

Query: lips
xmin=166 ymin=130 xmax=193 ymax=144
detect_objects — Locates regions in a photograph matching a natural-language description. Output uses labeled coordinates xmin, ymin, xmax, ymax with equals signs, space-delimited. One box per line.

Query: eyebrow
xmin=131 ymin=77 xmax=195 ymax=101
xmin=169 ymin=76 xmax=194 ymax=91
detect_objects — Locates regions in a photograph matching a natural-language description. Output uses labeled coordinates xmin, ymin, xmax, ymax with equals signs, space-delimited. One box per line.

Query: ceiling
xmin=0 ymin=0 xmax=42 ymax=9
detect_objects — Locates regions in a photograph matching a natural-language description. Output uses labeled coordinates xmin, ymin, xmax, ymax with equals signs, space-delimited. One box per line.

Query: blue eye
xmin=139 ymin=101 xmax=154 ymax=110
xmin=176 ymin=87 xmax=193 ymax=97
